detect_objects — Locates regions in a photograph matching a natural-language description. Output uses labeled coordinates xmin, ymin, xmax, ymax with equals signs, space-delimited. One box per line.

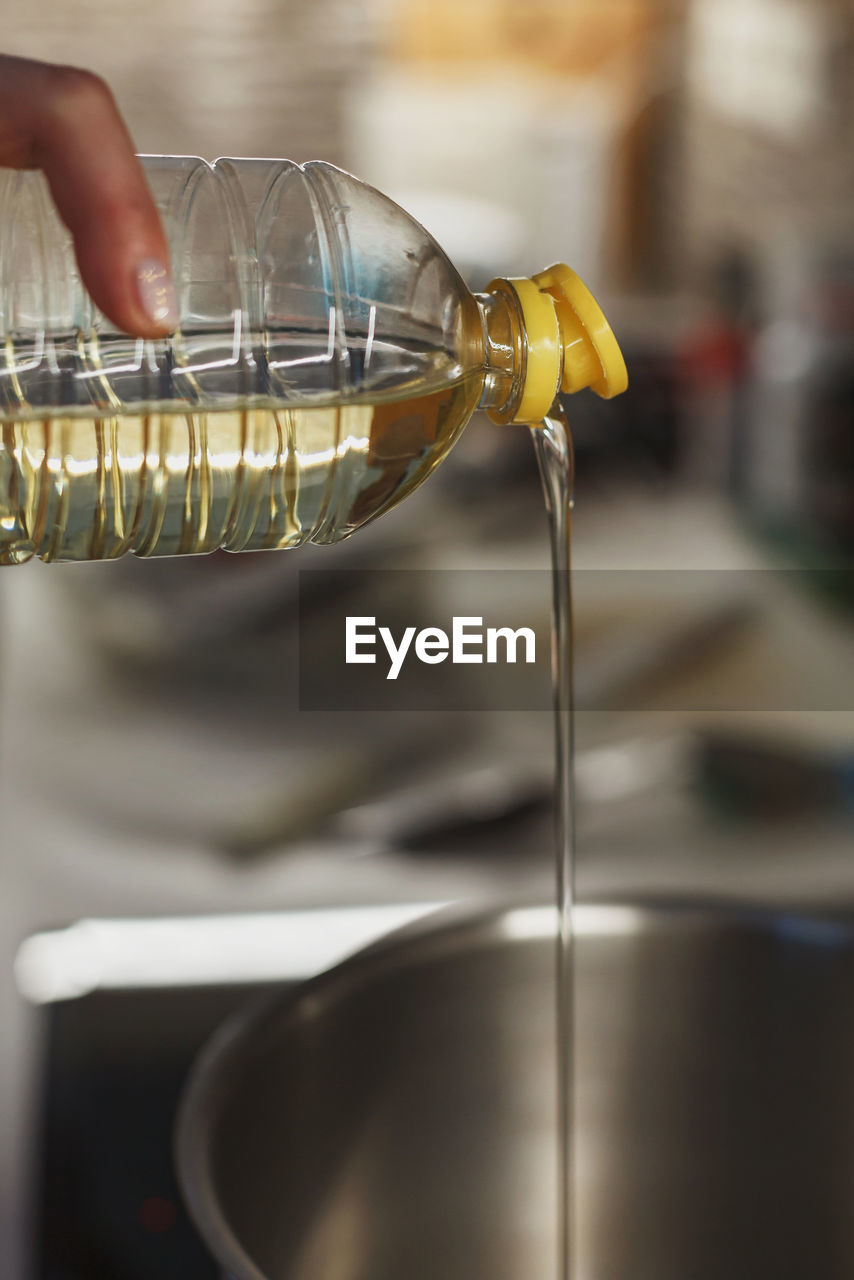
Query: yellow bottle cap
xmin=487 ymin=263 xmax=628 ymax=425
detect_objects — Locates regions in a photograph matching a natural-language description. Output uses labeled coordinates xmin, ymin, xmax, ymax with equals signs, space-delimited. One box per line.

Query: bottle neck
xmin=473 ymin=288 xmax=529 ymax=424
xmin=472 ymin=266 xmax=628 ymax=425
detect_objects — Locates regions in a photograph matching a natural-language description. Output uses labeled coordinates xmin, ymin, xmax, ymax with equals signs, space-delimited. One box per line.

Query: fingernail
xmin=136 ymin=258 xmax=178 ymax=330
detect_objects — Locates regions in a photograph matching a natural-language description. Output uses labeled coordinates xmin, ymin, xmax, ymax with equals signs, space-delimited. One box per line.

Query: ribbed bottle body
xmin=0 ymin=158 xmax=482 ymax=562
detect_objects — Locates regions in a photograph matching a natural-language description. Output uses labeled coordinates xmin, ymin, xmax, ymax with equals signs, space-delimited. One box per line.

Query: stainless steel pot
xmin=177 ymin=901 xmax=854 ymax=1278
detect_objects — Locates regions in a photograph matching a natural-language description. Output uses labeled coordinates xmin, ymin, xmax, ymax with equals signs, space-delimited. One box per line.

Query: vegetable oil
xmin=0 ymin=158 xmax=626 ymax=564
xmin=0 ymin=378 xmax=480 ymax=564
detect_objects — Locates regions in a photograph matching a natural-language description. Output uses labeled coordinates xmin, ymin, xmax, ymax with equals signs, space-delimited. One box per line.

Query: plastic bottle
xmin=0 ymin=157 xmax=626 ymax=564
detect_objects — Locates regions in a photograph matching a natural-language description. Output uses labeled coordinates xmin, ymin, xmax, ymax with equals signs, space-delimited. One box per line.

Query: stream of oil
xmin=532 ymin=406 xmax=575 ymax=1280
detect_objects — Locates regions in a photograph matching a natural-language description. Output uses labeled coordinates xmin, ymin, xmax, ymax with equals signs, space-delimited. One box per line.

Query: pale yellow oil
xmin=533 ymin=408 xmax=576 ymax=1280
xmin=0 ymin=377 xmax=480 ymax=564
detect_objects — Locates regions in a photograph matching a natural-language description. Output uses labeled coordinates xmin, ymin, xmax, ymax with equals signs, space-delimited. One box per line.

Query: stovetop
xmin=33 ymin=982 xmax=256 ymax=1279
xmin=24 ymin=901 xmax=451 ymax=1279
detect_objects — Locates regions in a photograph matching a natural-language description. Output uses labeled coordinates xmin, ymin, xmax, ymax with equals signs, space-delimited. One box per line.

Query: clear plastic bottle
xmin=0 ymin=156 xmax=626 ymax=564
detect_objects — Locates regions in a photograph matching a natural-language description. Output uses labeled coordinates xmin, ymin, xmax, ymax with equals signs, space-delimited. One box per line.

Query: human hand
xmin=0 ymin=54 xmax=177 ymax=337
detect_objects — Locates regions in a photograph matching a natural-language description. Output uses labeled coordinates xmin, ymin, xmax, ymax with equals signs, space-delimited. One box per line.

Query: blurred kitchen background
xmin=0 ymin=0 xmax=853 ymax=1275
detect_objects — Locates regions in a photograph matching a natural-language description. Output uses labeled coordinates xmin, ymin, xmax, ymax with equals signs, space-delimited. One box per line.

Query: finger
xmin=0 ymin=55 xmax=177 ymax=337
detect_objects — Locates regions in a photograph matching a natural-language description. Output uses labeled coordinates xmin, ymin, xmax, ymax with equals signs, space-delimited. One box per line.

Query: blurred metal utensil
xmin=179 ymin=899 xmax=854 ymax=1279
